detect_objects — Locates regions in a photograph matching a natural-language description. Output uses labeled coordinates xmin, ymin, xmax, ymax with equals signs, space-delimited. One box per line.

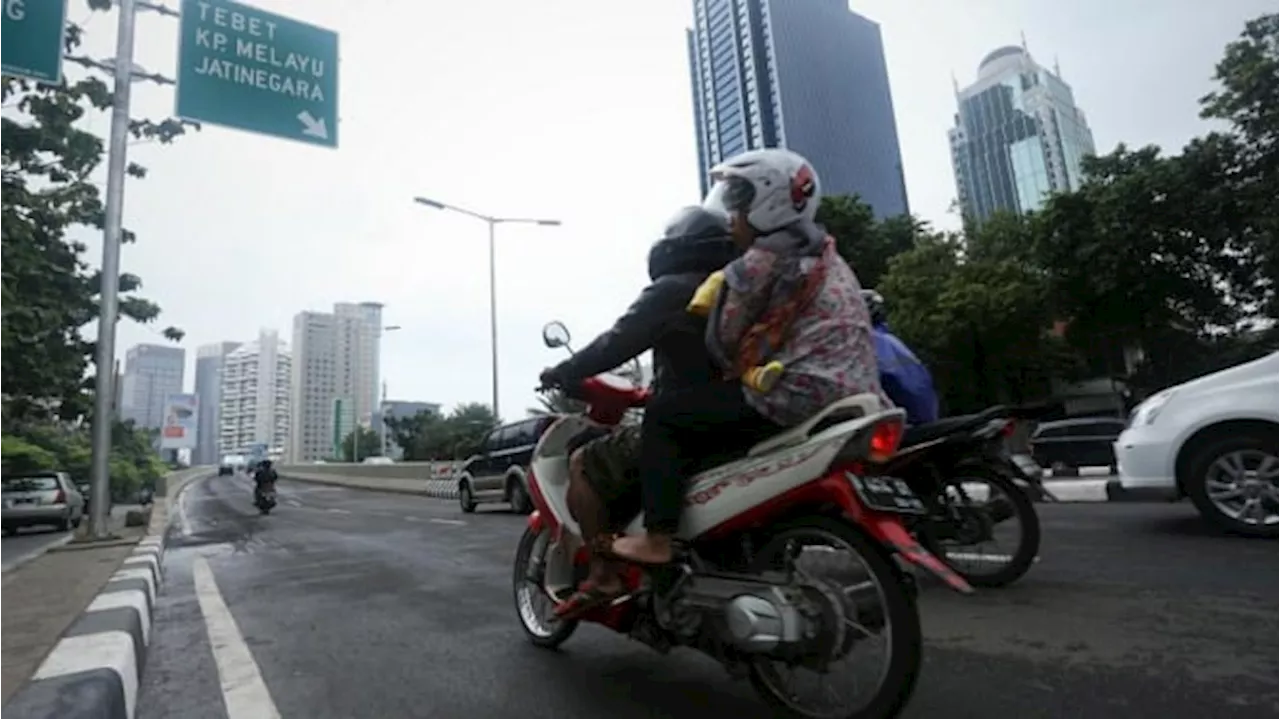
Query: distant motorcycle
xmin=881 ymin=406 xmax=1048 ymax=588
xmin=254 ymin=481 xmax=277 ymax=515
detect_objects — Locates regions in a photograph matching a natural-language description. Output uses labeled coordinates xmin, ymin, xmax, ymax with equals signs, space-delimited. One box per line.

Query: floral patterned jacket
xmin=708 ymin=237 xmax=888 ymax=426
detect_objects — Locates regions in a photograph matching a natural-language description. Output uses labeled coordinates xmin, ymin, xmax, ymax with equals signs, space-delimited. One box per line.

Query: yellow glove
xmin=687 ymin=270 xmax=726 ymax=317
xmin=743 ymin=360 xmax=785 ymax=393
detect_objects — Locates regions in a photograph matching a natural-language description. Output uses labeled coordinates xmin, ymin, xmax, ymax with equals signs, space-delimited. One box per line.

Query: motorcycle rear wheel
xmin=747 ymin=517 xmax=922 ymax=719
xmin=512 ymin=524 xmax=579 ymax=648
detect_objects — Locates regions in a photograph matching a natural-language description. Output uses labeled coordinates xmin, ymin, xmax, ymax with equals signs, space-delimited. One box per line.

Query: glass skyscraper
xmin=948 ymin=45 xmax=1096 ymax=222
xmin=686 ymin=0 xmax=909 ymax=218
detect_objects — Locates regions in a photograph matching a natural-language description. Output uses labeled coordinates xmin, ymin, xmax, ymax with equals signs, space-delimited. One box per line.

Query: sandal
xmin=554 ymin=579 xmax=625 ymax=619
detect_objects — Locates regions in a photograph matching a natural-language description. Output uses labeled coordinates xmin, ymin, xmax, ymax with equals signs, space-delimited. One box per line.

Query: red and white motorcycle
xmin=513 ymin=321 xmax=973 ymax=719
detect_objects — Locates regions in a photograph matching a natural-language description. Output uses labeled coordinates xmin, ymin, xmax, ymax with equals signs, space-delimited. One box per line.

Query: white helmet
xmin=703 ymin=148 xmax=821 ymax=235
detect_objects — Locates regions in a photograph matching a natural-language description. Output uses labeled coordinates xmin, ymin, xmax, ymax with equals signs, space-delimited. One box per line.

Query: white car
xmin=1115 ymin=351 xmax=1278 ymax=537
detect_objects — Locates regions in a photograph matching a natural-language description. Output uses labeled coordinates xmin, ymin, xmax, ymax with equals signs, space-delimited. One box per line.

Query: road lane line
xmin=178 ymin=482 xmax=194 ymax=537
xmin=192 ymin=556 xmax=282 ymax=719
xmin=326 ymin=508 xmax=352 ymax=515
xmin=404 ymin=516 xmax=422 ymax=522
xmin=429 ymin=518 xmax=466 ymax=526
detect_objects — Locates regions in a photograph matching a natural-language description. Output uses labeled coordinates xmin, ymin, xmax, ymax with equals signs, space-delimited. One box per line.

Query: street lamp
xmin=379 ymin=325 xmax=401 ymax=459
xmin=412 ymin=196 xmax=561 ymax=419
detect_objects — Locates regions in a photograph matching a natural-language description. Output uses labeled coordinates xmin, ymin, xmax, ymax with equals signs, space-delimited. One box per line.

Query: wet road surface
xmin=138 ymin=473 xmax=1279 ymax=718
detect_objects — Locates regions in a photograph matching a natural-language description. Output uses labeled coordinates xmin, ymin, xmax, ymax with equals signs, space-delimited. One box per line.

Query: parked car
xmin=2 ymin=471 xmax=86 ymax=535
xmin=455 ymin=416 xmax=555 ymax=514
xmin=1116 ymin=351 xmax=1279 ymax=537
xmin=1030 ymin=417 xmax=1127 ymax=472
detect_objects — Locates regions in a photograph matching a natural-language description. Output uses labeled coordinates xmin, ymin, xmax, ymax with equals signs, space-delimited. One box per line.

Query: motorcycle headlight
xmin=1132 ymin=390 xmax=1176 ymax=426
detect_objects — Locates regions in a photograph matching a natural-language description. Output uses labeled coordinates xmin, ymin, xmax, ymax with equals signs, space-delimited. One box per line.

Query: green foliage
xmin=818 ymin=196 xmax=922 ymax=289
xmin=339 ymin=426 xmax=382 ymax=462
xmin=2 ymin=3 xmax=193 ymax=428
xmin=385 ymin=403 xmax=499 ymax=461
xmin=1 ymin=420 xmax=167 ymax=498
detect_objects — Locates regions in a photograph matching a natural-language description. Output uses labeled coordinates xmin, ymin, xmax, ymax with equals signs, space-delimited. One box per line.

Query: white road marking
xmin=429 ymin=518 xmax=466 ymax=526
xmin=404 ymin=516 xmax=422 ymax=522
xmin=193 ymin=556 xmax=282 ymax=719
xmin=178 ymin=482 xmax=194 ymax=537
xmin=326 ymin=507 xmax=352 ymax=515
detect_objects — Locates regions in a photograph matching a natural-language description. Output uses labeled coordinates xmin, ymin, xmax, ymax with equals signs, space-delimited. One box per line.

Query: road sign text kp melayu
xmin=176 ymin=0 xmax=338 ymax=147
xmin=1 ymin=0 xmax=69 ymax=84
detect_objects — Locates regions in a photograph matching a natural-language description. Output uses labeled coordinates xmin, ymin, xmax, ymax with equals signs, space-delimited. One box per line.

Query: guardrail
xmin=276 ymin=462 xmax=463 ymax=499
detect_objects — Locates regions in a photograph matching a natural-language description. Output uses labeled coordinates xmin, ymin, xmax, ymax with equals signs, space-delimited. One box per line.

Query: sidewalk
xmin=0 ymin=508 xmax=146 ymax=704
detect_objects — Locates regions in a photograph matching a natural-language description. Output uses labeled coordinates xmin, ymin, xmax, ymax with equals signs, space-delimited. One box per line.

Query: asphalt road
xmin=138 ymin=473 xmax=1279 ymax=719
xmin=1 ymin=526 xmax=74 ymax=572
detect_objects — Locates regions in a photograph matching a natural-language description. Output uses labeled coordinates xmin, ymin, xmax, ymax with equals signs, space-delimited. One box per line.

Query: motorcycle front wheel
xmin=747 ymin=517 xmax=923 ymax=719
xmin=512 ymin=524 xmax=579 ymax=649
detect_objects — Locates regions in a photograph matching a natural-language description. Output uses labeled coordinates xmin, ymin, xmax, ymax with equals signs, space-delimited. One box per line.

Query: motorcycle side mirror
xmin=542 ymin=321 xmax=572 ymax=351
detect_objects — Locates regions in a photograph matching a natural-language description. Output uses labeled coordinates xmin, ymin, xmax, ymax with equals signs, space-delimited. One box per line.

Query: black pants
xmin=639 ymin=380 xmax=780 ymax=533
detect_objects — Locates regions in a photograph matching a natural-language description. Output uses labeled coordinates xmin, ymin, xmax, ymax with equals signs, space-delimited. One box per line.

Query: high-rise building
xmin=288 ymin=302 xmax=384 ymax=462
xmin=218 ymin=330 xmax=291 ymax=457
xmin=119 ymin=344 xmax=186 ymax=429
xmin=686 ymin=0 xmax=909 ymax=217
xmin=193 ymin=341 xmax=241 ymax=465
xmin=947 ymin=45 xmax=1096 ymax=222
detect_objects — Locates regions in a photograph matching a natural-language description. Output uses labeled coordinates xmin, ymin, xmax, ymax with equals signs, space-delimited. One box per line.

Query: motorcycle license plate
xmin=846 ymin=473 xmax=928 ymax=515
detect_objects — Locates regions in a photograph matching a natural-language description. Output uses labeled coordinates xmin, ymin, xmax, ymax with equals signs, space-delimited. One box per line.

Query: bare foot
xmin=611 ymin=534 xmax=674 ymax=565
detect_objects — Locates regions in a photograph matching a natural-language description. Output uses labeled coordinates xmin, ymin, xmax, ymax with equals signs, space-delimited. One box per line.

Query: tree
xmin=818 ymin=196 xmax=922 ymax=289
xmin=340 ymin=427 xmax=382 ymax=462
xmin=385 ymin=403 xmax=498 ymax=460
xmin=2 ymin=7 xmax=194 ymax=429
xmin=879 ymin=225 xmax=1073 ymax=413
xmin=1198 ymin=11 xmax=1280 ymax=313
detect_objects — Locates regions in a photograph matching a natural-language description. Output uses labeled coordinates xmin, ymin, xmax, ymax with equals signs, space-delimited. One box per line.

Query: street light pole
xmin=379 ymin=325 xmax=401 ymax=458
xmin=412 ymin=197 xmax=560 ymax=421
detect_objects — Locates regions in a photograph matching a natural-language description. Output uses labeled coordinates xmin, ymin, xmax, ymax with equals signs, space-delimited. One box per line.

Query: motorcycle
xmin=883 ymin=407 xmax=1050 ymax=588
xmin=512 ymin=321 xmax=972 ymax=719
xmin=254 ymin=481 xmax=277 ymax=515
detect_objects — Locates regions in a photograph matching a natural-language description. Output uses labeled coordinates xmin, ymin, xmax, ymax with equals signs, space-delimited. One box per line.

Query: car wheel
xmin=508 ymin=480 xmax=532 ymax=515
xmin=458 ymin=481 xmax=477 ymax=514
xmin=57 ymin=513 xmax=71 ymax=532
xmin=1185 ymin=433 xmax=1279 ymax=538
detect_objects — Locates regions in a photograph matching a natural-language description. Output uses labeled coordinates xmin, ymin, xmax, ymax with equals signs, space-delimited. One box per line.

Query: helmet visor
xmin=702 ymin=175 xmax=756 ymax=217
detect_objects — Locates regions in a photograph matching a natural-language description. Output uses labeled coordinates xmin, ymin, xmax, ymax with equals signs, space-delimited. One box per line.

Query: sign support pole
xmin=87 ymin=0 xmax=139 ymax=540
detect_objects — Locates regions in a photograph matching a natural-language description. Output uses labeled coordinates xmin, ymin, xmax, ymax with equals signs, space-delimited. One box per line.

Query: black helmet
xmin=861 ymin=289 xmax=886 ymax=325
xmin=647 ymin=206 xmax=740 ymax=281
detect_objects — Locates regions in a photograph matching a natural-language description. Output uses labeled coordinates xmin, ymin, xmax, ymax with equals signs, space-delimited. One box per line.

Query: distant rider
xmin=862 ymin=289 xmax=940 ymax=426
xmin=252 ymin=459 xmax=278 ymax=503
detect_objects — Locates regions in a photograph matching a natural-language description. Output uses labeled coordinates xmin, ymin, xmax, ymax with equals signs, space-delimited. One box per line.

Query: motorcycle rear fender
xmin=828 ymin=470 xmax=974 ymax=595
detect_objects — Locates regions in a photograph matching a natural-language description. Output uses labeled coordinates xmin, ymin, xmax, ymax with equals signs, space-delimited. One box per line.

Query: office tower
xmin=217 ymin=330 xmax=291 ymax=456
xmin=119 ymin=344 xmax=186 ymax=429
xmin=288 ymin=302 xmax=384 ymax=462
xmin=686 ymin=0 xmax=909 ymax=217
xmin=948 ymin=44 xmax=1096 ymax=222
xmin=193 ymin=341 xmax=241 ymax=465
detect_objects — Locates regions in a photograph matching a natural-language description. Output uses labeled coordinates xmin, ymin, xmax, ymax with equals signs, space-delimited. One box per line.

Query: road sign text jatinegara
xmin=175 ymin=0 xmax=338 ymax=147
xmin=1 ymin=0 xmax=68 ymax=84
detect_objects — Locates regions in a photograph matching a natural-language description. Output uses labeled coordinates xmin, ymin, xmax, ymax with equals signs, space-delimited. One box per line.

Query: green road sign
xmin=2 ymin=0 xmax=69 ymax=84
xmin=175 ymin=0 xmax=338 ymax=147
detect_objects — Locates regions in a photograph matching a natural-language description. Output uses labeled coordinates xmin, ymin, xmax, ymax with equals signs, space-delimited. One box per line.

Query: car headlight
xmin=1132 ymin=390 xmax=1176 ymax=426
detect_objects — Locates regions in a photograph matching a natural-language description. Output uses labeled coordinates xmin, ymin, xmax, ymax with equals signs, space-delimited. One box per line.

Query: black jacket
xmin=548 ymin=272 xmax=720 ymax=395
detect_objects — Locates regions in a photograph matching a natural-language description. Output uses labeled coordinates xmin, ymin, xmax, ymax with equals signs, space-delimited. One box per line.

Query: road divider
xmin=278 ymin=463 xmax=460 ymax=500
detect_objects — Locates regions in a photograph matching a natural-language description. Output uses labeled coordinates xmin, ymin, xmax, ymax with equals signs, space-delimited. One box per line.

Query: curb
xmin=2 ymin=469 xmax=209 ymax=719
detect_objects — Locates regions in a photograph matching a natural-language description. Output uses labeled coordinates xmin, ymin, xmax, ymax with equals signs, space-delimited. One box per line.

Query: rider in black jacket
xmin=253 ymin=459 xmax=278 ymax=504
xmin=539 ymin=206 xmax=740 ymax=617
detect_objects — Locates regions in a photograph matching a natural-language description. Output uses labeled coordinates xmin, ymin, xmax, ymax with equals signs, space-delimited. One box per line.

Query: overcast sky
xmin=63 ymin=0 xmax=1272 ymax=421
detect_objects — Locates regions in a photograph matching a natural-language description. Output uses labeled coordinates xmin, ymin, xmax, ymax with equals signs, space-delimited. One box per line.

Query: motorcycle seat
xmin=901 ymin=405 xmax=1008 ymax=447
xmin=747 ymin=393 xmax=888 ymax=457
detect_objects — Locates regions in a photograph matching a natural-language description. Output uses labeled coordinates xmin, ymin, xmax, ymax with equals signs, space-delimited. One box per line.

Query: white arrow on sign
xmin=297 ymin=110 xmax=328 ymax=140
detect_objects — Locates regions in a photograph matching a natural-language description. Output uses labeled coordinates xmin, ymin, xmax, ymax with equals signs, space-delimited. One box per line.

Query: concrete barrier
xmin=278 ymin=462 xmax=461 ymax=500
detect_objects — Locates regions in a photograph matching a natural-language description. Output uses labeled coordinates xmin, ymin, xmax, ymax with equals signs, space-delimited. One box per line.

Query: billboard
xmin=160 ymin=393 xmax=199 ymax=450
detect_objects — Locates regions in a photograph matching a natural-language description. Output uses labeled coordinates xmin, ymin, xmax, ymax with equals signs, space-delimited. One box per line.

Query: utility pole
xmin=83 ymin=0 xmax=179 ymax=539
